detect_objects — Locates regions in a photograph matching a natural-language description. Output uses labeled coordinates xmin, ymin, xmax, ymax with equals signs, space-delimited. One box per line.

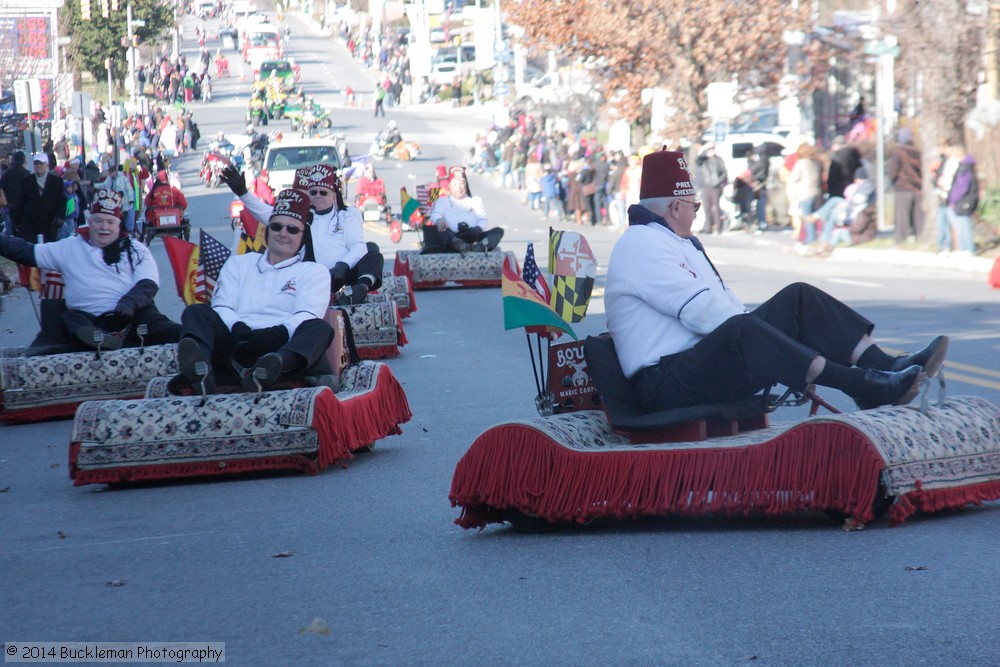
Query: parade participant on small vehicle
xmin=370 ymin=120 xmax=402 ymax=159
xmin=144 ymin=170 xmax=188 ymax=226
xmin=167 ymin=188 xmax=335 ymax=394
xmin=215 ymin=49 xmax=229 ymax=78
xmin=0 ymin=189 xmax=180 ymax=355
xmin=603 ymin=149 xmax=949 ymax=415
xmin=355 ymin=162 xmax=386 ymax=204
xmin=220 ymin=163 xmax=384 ymax=305
xmin=426 ymin=166 xmax=504 ymax=254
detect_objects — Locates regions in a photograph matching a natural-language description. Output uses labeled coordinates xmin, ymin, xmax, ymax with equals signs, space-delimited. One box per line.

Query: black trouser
xmin=180 ymin=303 xmax=334 ymax=377
xmin=422 ymin=225 xmax=502 ymax=253
xmin=631 ymin=283 xmax=874 ymax=413
xmin=330 ymin=242 xmax=384 ymax=292
xmin=28 ymin=302 xmax=180 ymax=355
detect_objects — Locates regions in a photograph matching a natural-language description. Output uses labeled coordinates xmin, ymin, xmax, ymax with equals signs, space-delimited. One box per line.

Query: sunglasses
xmin=308 ymin=188 xmax=333 ymax=197
xmin=268 ymin=222 xmax=304 ymax=235
xmin=678 ymin=199 xmax=702 ymax=213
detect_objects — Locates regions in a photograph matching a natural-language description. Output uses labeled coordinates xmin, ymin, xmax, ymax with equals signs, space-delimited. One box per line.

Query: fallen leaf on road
xmin=57 ymin=531 xmax=66 ymax=539
xmin=49 ymin=463 xmax=59 ymax=469
xmin=272 ymin=552 xmax=294 ymax=558
xmin=106 ymin=579 xmax=126 ymax=587
xmin=299 ymin=618 xmax=330 ymax=636
xmin=0 ymin=486 xmax=10 ymax=493
xmin=905 ymin=565 xmax=928 ymax=571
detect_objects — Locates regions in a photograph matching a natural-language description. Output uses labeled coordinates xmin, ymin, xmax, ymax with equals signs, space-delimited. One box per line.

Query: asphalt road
xmin=2 ymin=10 xmax=1000 ymax=667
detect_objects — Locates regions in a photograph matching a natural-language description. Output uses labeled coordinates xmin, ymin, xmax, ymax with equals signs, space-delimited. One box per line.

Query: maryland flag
xmin=502 ymin=255 xmax=576 ymax=340
xmin=237 ymin=209 xmax=267 ymax=255
xmin=400 ymin=187 xmax=421 ymax=224
xmin=548 ymin=228 xmax=597 ymax=324
xmin=163 ymin=235 xmax=201 ymax=304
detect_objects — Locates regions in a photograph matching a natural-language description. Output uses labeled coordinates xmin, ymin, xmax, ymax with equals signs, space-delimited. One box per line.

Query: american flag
xmin=40 ymin=270 xmax=64 ymax=300
xmin=415 ymin=184 xmax=441 ymax=216
xmin=195 ymin=229 xmax=232 ymax=302
xmin=522 ymin=242 xmax=551 ymax=303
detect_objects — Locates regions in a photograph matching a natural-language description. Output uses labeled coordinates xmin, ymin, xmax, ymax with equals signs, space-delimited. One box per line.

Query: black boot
xmin=171 ymin=337 xmax=215 ymax=395
xmin=851 ymin=365 xmax=925 ymax=411
xmin=450 ymin=237 xmax=469 ymax=256
xmin=889 ymin=335 xmax=949 ymax=378
xmin=243 ymin=350 xmax=303 ymax=391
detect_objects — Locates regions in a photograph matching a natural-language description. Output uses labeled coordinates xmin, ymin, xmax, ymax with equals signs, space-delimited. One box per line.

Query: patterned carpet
xmin=450 ymin=396 xmax=1000 ymax=529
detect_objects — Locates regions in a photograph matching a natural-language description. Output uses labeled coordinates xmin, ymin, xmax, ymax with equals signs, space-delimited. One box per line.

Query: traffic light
xmin=81 ymin=0 xmax=91 ymax=20
xmin=100 ymin=0 xmax=109 ymax=18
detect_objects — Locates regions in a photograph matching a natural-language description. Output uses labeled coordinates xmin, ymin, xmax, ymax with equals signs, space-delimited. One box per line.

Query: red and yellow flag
xmin=163 ymin=235 xmax=203 ymax=305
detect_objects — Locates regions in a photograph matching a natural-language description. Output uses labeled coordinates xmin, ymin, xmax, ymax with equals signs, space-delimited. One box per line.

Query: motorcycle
xmin=200 ymin=151 xmax=231 ymax=188
xmin=246 ymin=98 xmax=269 ymax=127
xmin=368 ymin=133 xmax=420 ymax=161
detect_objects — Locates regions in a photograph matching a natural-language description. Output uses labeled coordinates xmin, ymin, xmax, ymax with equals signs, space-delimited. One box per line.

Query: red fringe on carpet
xmin=69 ymin=442 xmax=320 ymax=486
xmin=889 ymin=479 xmax=1000 ymax=525
xmin=449 ymin=421 xmax=888 ymax=529
xmin=336 ymin=364 xmax=412 ymax=452
xmin=357 ymin=345 xmax=400 ymax=360
xmin=312 ymin=388 xmax=354 ymax=468
xmin=2 ymin=401 xmax=80 ymax=424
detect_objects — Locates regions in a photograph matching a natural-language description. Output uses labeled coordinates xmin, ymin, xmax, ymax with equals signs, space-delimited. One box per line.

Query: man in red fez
xmin=424 ymin=166 xmax=504 ymax=254
xmin=603 ymin=149 xmax=948 ymax=414
xmin=0 ymin=188 xmax=180 ymax=354
xmin=169 ymin=188 xmax=335 ymax=394
xmin=220 ymin=162 xmax=384 ymax=306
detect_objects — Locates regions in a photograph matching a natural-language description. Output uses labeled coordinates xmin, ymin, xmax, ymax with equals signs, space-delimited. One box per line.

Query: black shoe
xmin=469 ymin=241 xmax=486 ymax=253
xmin=852 ymin=365 xmax=925 ymax=411
xmin=450 ymin=237 xmax=469 ymax=256
xmin=483 ymin=228 xmax=504 ymax=251
xmin=177 ymin=337 xmax=215 ymax=395
xmin=890 ymin=335 xmax=948 ymax=378
xmin=75 ymin=325 xmax=124 ymax=350
xmin=243 ymin=352 xmax=283 ymax=391
xmin=336 ymin=283 xmax=369 ymax=306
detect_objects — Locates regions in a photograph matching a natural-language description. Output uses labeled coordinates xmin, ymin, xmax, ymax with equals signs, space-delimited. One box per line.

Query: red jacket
xmin=144 ymin=183 xmax=187 ymax=221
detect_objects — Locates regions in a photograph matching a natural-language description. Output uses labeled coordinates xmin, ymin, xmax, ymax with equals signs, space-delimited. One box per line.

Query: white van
xmin=263 ymin=138 xmax=344 ymax=192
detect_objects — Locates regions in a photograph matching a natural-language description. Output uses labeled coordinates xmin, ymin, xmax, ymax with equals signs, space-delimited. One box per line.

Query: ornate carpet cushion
xmin=1 ymin=345 xmax=178 ymax=424
xmin=377 ymin=273 xmax=417 ymax=318
xmin=70 ymin=363 xmax=412 ymax=486
xmin=394 ymin=249 xmax=515 ymax=289
xmin=449 ymin=395 xmax=1000 ymax=529
xmin=339 ymin=299 xmax=407 ymax=360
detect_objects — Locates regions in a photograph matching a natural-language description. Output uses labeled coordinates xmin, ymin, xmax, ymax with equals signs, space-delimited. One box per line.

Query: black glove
xmin=231 ymin=321 xmax=252 ymax=344
xmin=114 ymin=301 xmax=136 ymax=319
xmin=219 ymin=164 xmax=248 ymax=196
xmin=330 ymin=262 xmax=350 ymax=289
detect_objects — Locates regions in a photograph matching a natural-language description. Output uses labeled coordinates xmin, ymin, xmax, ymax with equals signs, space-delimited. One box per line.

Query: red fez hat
xmin=90 ymin=188 xmax=124 ymax=220
xmin=294 ymin=164 xmax=340 ymax=192
xmin=639 ymin=150 xmax=696 ymax=199
xmin=435 ymin=164 xmax=448 ymax=179
xmin=271 ymin=188 xmax=312 ymax=224
xmin=449 ymin=165 xmax=466 ymax=180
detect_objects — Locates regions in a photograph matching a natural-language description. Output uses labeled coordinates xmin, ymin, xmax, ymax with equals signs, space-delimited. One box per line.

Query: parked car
xmin=263 ymin=138 xmax=343 ymax=192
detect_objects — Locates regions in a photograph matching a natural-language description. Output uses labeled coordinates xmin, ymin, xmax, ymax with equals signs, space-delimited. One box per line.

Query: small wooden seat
xmin=583 ymin=334 xmax=768 ymax=443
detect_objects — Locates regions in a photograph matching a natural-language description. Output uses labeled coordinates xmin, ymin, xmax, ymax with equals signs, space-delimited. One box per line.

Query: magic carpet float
xmin=390 ymin=182 xmax=515 ymax=289
xmin=0 ymin=269 xmax=179 ymax=424
xmin=69 ymin=310 xmax=412 ymax=486
xmin=449 ymin=237 xmax=1000 ymax=531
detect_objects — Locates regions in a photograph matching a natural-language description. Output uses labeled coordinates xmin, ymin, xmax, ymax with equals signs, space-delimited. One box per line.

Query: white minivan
xmin=263 ymin=138 xmax=344 ymax=193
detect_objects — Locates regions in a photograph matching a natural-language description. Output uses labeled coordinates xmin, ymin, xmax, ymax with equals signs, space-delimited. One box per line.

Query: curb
xmin=829 ymin=247 xmax=995 ymax=274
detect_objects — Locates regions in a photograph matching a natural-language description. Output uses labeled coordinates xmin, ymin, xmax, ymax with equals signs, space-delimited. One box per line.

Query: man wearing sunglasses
xmin=168 ymin=188 xmax=335 ymax=394
xmin=603 ymin=149 xmax=948 ymax=415
xmin=220 ymin=163 xmax=383 ymax=306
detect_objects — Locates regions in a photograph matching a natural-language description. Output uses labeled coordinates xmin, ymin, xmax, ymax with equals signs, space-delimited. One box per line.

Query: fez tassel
xmin=449 ymin=423 xmax=889 ymax=529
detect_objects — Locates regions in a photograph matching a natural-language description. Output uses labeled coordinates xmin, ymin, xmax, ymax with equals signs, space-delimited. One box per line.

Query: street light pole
xmin=127 ymin=2 xmax=136 ymax=104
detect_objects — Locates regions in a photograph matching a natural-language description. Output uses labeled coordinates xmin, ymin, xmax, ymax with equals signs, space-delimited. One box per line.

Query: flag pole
xmin=524 ymin=331 xmax=542 ymax=397
xmin=25 ymin=286 xmax=40 ymax=324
